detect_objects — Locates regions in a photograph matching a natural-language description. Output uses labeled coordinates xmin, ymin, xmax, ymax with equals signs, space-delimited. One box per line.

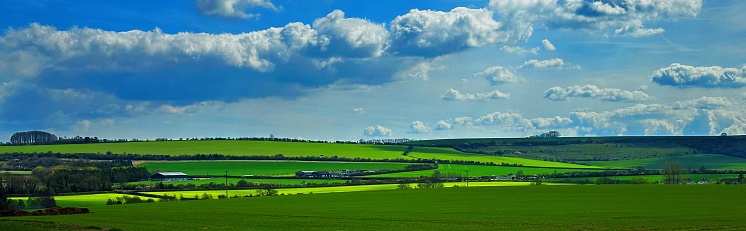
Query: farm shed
xmin=151 ymin=172 xmax=189 ymax=181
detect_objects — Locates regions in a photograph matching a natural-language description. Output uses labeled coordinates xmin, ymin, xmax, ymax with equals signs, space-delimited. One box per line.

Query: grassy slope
xmin=4 ymin=185 xmax=745 ymax=230
xmin=579 ymin=154 xmax=746 ymax=170
xmin=368 ymin=163 xmax=604 ymax=178
xmin=408 ymin=147 xmax=597 ymax=168
xmin=0 ymin=140 xmax=597 ymax=168
xmin=138 ymin=161 xmax=413 ymax=176
xmin=411 ymin=136 xmax=746 ymax=161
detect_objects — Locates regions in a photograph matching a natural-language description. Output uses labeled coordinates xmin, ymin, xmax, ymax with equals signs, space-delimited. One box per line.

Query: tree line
xmin=2 ymin=166 xmax=149 ymax=194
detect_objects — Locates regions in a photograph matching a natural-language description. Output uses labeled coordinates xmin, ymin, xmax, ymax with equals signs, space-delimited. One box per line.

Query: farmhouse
xmin=150 ymin=172 xmax=189 ymax=181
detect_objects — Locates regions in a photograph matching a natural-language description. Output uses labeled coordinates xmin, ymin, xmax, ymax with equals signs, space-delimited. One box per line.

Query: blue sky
xmin=1 ymin=0 xmax=745 ymax=141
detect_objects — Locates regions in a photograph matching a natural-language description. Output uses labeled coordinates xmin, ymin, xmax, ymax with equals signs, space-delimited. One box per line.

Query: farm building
xmin=295 ymin=171 xmax=340 ymax=178
xmin=151 ymin=172 xmax=189 ymax=181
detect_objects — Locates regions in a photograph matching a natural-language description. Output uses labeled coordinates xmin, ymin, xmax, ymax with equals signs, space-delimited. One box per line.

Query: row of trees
xmin=9 ymin=131 xmax=58 ymax=145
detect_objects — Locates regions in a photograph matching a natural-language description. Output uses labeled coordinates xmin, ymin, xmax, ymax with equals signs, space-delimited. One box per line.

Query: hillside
xmin=410 ymin=136 xmax=746 ymax=162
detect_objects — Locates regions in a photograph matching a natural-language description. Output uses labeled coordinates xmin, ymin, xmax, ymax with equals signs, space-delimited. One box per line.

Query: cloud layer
xmin=195 ymin=0 xmax=279 ymax=19
xmin=441 ymin=89 xmax=510 ymax=101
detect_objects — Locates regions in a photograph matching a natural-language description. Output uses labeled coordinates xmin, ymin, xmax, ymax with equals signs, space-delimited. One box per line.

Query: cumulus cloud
xmin=519 ymin=58 xmax=580 ymax=69
xmin=472 ymin=66 xmax=521 ymax=85
xmin=474 ymin=112 xmax=535 ymax=132
xmin=435 ymin=120 xmax=453 ymax=130
xmin=544 ymin=85 xmax=652 ymax=102
xmin=195 ymin=0 xmax=278 ymax=19
xmin=403 ymin=62 xmax=431 ymax=80
xmin=489 ymin=0 xmax=702 ymax=37
xmin=312 ymin=10 xmax=389 ymax=58
xmin=409 ymin=121 xmax=432 ymax=133
xmin=352 ymin=108 xmax=365 ymax=114
xmin=651 ymin=63 xmax=746 ymax=88
xmin=531 ymin=116 xmax=572 ymax=129
xmin=390 ymin=7 xmax=520 ymax=57
xmin=159 ymin=101 xmax=226 ymax=114
xmin=441 ymin=89 xmax=510 ymax=101
xmin=541 ymin=39 xmax=556 ymax=51
xmin=363 ymin=125 xmax=393 ymax=137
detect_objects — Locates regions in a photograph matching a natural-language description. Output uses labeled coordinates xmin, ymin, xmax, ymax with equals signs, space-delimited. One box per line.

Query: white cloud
xmin=435 ymin=120 xmax=453 ymax=130
xmin=489 ymin=0 xmax=702 ymax=37
xmin=409 ymin=121 xmax=432 ymax=133
xmin=541 ymin=39 xmax=556 ymax=51
xmin=519 ymin=58 xmax=580 ymax=69
xmin=531 ymin=116 xmax=572 ymax=129
xmin=74 ymin=120 xmax=92 ymax=131
xmin=472 ymin=66 xmax=521 ymax=85
xmin=474 ymin=112 xmax=535 ymax=132
xmin=195 ymin=0 xmax=278 ymax=19
xmin=544 ymin=85 xmax=652 ymax=102
xmin=313 ymin=10 xmax=389 ymax=58
xmin=500 ymin=46 xmax=538 ymax=55
xmin=363 ymin=125 xmax=393 ymax=137
xmin=441 ymin=89 xmax=510 ymax=101
xmin=390 ymin=7 xmax=520 ymax=56
xmin=651 ymin=63 xmax=746 ymax=88
xmin=352 ymin=108 xmax=365 ymax=114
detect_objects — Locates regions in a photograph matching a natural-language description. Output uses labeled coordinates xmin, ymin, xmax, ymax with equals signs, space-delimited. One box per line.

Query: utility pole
xmin=465 ymin=169 xmax=469 ymax=187
xmin=225 ymin=171 xmax=228 ymax=198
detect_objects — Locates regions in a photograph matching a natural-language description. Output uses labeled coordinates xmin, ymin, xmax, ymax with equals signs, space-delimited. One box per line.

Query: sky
xmin=0 ymin=0 xmax=745 ymax=141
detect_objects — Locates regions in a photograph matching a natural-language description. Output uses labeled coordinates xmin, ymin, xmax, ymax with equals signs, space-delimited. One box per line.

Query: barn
xmin=150 ymin=172 xmax=189 ymax=181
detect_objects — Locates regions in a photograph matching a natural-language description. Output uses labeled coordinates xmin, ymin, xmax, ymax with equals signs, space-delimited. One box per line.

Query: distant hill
xmin=409 ymin=136 xmax=746 ymax=162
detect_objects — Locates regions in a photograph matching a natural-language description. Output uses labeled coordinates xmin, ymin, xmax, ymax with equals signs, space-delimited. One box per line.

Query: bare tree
xmin=662 ymin=160 xmax=683 ymax=184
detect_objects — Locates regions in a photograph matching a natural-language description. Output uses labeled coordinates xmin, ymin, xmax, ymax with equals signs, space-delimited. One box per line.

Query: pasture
xmin=127 ymin=178 xmax=346 ymax=186
xmin=3 ymin=185 xmax=745 ymax=230
xmin=9 ymin=193 xmax=158 ymax=209
xmin=137 ymin=160 xmax=413 ymax=176
xmin=367 ymin=163 xmax=605 ymax=178
xmin=407 ymin=147 xmax=598 ymax=169
xmin=579 ymin=154 xmax=746 ymax=170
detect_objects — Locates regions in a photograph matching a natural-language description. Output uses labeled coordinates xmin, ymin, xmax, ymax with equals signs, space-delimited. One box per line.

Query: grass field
xmin=138 ymin=160 xmax=413 ymax=176
xmin=579 ymin=154 xmax=746 ymax=170
xmin=127 ymin=178 xmax=346 ymax=186
xmin=4 ymin=185 xmax=745 ymax=230
xmin=0 ymin=140 xmax=600 ymax=168
xmin=140 ymin=182 xmax=542 ymax=198
xmin=9 ymin=193 xmax=159 ymax=209
xmin=367 ymin=163 xmax=605 ymax=178
xmin=0 ymin=170 xmax=32 ymax=175
xmin=407 ymin=147 xmax=598 ymax=169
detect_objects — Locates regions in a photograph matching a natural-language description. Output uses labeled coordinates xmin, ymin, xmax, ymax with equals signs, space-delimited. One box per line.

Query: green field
xmin=579 ymin=154 xmax=746 ymax=170
xmin=411 ymin=136 xmax=746 ymax=161
xmin=4 ymin=185 xmax=745 ymax=230
xmin=549 ymin=174 xmax=740 ymax=183
xmin=0 ymin=170 xmax=31 ymax=175
xmin=407 ymin=147 xmax=598 ymax=169
xmin=0 ymin=140 xmax=408 ymax=159
xmin=140 ymin=182 xmax=544 ymax=198
xmin=127 ymin=178 xmax=346 ymax=186
xmin=9 ymin=193 xmax=159 ymax=209
xmin=138 ymin=160 xmax=413 ymax=176
xmin=367 ymin=163 xmax=605 ymax=178
xmin=0 ymin=140 xmax=600 ymax=168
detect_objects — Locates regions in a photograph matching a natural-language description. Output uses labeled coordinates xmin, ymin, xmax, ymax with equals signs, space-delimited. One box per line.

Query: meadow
xmin=579 ymin=154 xmax=746 ymax=170
xmin=137 ymin=160 xmax=414 ymax=176
xmin=3 ymin=185 xmax=745 ymax=230
xmin=0 ymin=140 xmax=599 ymax=168
xmin=367 ymin=163 xmax=605 ymax=178
xmin=407 ymin=146 xmax=597 ymax=169
xmin=126 ymin=178 xmax=346 ymax=186
xmin=9 ymin=193 xmax=159 ymax=209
